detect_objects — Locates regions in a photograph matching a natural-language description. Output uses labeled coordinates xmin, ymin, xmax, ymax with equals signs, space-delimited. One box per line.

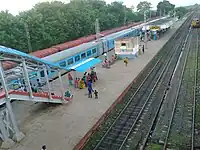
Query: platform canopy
xmin=69 ymin=57 xmax=102 ymax=72
xmin=0 ymin=45 xmax=67 ymax=70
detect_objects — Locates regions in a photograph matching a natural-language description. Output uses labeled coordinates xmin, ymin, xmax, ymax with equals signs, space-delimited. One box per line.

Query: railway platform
xmin=10 ymin=18 xmax=186 ymax=150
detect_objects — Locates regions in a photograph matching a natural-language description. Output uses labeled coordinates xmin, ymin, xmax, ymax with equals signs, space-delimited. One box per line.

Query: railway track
xmin=162 ymin=26 xmax=198 ymax=150
xmin=82 ymin=13 xmax=194 ymax=150
xmin=144 ymin=26 xmax=195 ymax=149
xmin=194 ymin=29 xmax=200 ymax=149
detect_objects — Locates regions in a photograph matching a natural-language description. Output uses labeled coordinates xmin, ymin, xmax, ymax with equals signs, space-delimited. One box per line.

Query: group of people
xmin=67 ymin=67 xmax=98 ymax=89
xmin=102 ymin=54 xmax=118 ymax=68
xmin=67 ymin=67 xmax=99 ymax=99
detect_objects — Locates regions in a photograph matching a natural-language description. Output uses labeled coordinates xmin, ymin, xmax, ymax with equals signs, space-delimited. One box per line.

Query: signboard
xmin=149 ymin=26 xmax=161 ymax=30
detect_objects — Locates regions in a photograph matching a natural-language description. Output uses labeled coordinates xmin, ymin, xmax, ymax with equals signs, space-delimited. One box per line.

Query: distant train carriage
xmin=192 ymin=18 xmax=200 ymax=28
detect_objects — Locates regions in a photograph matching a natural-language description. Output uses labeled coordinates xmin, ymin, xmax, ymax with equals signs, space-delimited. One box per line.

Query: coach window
xmin=59 ymin=61 xmax=66 ymax=67
xmin=67 ymin=58 xmax=74 ymax=65
xmin=92 ymin=48 xmax=96 ymax=54
xmin=81 ymin=53 xmax=86 ymax=59
xmin=87 ymin=50 xmax=91 ymax=56
xmin=75 ymin=55 xmax=80 ymax=62
xmin=40 ymin=71 xmax=45 ymax=77
xmin=121 ymin=43 xmax=126 ymax=46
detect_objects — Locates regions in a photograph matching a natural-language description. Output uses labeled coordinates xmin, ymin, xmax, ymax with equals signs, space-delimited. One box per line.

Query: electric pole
xmin=24 ymin=22 xmax=32 ymax=53
xmin=150 ymin=10 xmax=152 ymax=19
xmin=95 ymin=18 xmax=100 ymax=42
xmin=144 ymin=11 xmax=147 ymax=49
xmin=160 ymin=9 xmax=162 ymax=17
xmin=124 ymin=6 xmax=127 ymax=25
xmin=174 ymin=8 xmax=176 ymax=18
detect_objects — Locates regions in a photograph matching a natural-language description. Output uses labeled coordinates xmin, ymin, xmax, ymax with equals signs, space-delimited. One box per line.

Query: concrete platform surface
xmin=9 ymin=18 xmax=186 ymax=150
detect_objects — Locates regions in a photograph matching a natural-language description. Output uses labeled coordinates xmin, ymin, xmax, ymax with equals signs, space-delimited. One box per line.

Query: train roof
xmin=147 ymin=17 xmax=171 ymax=26
xmin=43 ymin=17 xmax=168 ymax=63
xmin=43 ymin=41 xmax=99 ymax=62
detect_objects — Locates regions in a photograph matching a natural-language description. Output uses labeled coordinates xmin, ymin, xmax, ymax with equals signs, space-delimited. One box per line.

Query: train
xmin=191 ymin=18 xmax=200 ymax=28
xmin=3 ymin=17 xmax=161 ymax=71
xmin=6 ymin=17 xmax=166 ymax=88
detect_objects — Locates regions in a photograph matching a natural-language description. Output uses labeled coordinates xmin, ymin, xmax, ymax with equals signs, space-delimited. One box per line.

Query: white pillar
xmin=22 ymin=60 xmax=33 ymax=98
xmin=58 ymin=71 xmax=65 ymax=100
xmin=0 ymin=61 xmax=24 ymax=142
xmin=0 ymin=115 xmax=14 ymax=149
xmin=43 ymin=66 xmax=52 ymax=99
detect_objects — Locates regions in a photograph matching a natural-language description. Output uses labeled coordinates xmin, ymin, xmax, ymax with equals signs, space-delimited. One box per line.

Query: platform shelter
xmin=142 ymin=17 xmax=176 ymax=40
xmin=114 ymin=36 xmax=139 ymax=59
xmin=0 ymin=45 xmax=71 ymax=148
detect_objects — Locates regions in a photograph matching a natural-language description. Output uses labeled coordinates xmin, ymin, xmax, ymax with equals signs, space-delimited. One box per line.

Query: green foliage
xmin=169 ymin=133 xmax=190 ymax=149
xmin=157 ymin=0 xmax=175 ymax=16
xmin=147 ymin=144 xmax=162 ymax=150
xmin=137 ymin=1 xmax=152 ymax=14
xmin=175 ymin=7 xmax=188 ymax=19
xmin=0 ymin=0 xmax=152 ymax=53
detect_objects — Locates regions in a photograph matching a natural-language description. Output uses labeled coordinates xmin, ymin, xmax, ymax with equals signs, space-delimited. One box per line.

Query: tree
xmin=175 ymin=7 xmax=188 ymax=18
xmin=0 ymin=0 xmax=152 ymax=53
xmin=157 ymin=0 xmax=175 ymax=16
xmin=137 ymin=1 xmax=152 ymax=14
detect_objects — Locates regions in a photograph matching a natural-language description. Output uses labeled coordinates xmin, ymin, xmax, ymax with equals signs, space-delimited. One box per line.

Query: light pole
xmin=124 ymin=6 xmax=127 ymax=25
xmin=24 ymin=22 xmax=32 ymax=53
xmin=144 ymin=10 xmax=148 ymax=49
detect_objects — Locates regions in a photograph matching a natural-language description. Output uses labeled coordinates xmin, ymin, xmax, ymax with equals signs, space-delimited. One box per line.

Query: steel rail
xmin=192 ymin=28 xmax=198 ymax=150
xmin=139 ymin=24 xmax=192 ymax=150
xmin=93 ymin=21 xmax=187 ymax=150
xmin=118 ymin=28 xmax=188 ymax=150
xmin=162 ymin=27 xmax=193 ymax=150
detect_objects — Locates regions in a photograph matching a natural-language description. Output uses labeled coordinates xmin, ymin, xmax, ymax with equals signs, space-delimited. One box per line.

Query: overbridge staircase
xmin=0 ymin=90 xmax=72 ymax=105
xmin=0 ymin=45 xmax=72 ymax=149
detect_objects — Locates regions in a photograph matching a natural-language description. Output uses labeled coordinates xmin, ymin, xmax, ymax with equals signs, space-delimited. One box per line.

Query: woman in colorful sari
xmin=79 ymin=78 xmax=85 ymax=89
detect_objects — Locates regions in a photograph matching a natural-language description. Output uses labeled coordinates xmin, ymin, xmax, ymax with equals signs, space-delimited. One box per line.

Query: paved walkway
xmin=10 ymin=19 xmax=186 ymax=150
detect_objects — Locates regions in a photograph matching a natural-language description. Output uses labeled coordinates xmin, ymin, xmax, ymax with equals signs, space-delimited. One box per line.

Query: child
xmin=94 ymin=90 xmax=98 ymax=99
xmin=124 ymin=57 xmax=128 ymax=67
xmin=74 ymin=78 xmax=78 ymax=88
xmin=41 ymin=145 xmax=47 ymax=150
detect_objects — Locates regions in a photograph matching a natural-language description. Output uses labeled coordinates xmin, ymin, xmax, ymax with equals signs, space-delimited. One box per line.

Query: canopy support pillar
xmin=0 ymin=61 xmax=24 ymax=142
xmin=44 ymin=65 xmax=52 ymax=100
xmin=58 ymin=71 xmax=65 ymax=100
xmin=22 ymin=59 xmax=33 ymax=98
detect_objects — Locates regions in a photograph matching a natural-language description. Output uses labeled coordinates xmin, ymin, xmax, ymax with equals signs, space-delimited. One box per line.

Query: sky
xmin=0 ymin=0 xmax=199 ymax=15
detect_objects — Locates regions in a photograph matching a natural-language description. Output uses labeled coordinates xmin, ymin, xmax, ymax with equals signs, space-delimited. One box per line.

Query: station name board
xmin=149 ymin=26 xmax=160 ymax=30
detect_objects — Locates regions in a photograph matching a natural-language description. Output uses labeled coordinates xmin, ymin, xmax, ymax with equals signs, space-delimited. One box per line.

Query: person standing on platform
xmin=83 ymin=72 xmax=87 ymax=87
xmin=124 ymin=57 xmax=128 ymax=67
xmin=87 ymin=80 xmax=93 ymax=98
xmin=41 ymin=145 xmax=47 ymax=150
xmin=79 ymin=78 xmax=85 ymax=89
xmin=74 ymin=78 xmax=78 ymax=88
xmin=68 ymin=73 xmax=73 ymax=86
xmin=94 ymin=90 xmax=98 ymax=99
xmin=142 ymin=45 xmax=144 ymax=54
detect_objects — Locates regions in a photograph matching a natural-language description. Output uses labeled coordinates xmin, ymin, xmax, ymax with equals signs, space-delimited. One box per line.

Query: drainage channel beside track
xmin=81 ymin=13 xmax=194 ymax=150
